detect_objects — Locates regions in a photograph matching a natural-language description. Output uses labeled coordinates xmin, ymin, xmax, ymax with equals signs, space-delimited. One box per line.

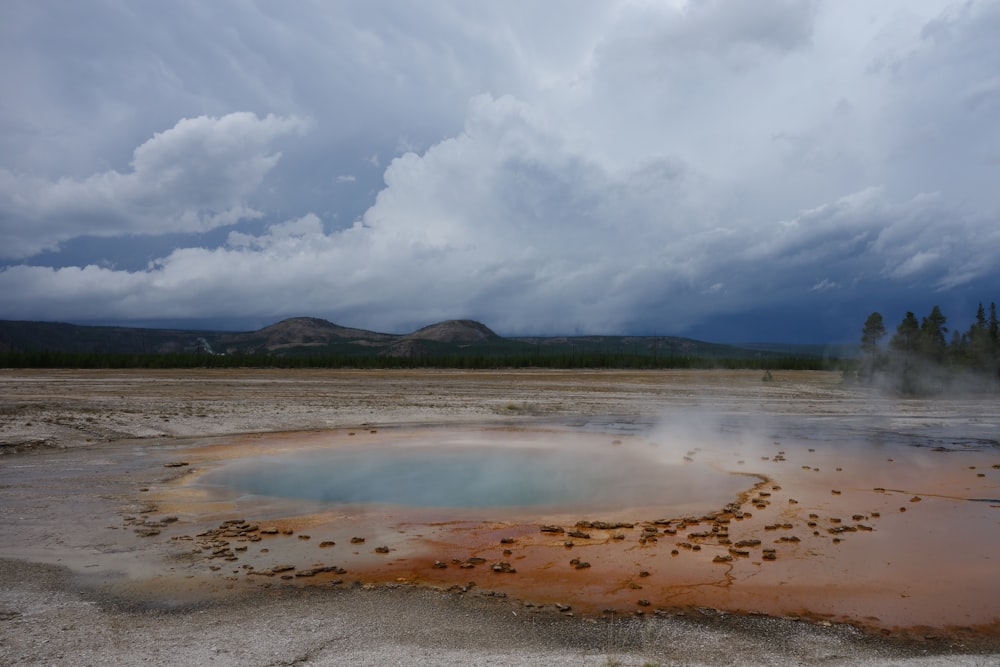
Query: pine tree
xmin=860 ymin=312 xmax=886 ymax=354
xmin=858 ymin=312 xmax=886 ymax=381
xmin=967 ymin=302 xmax=990 ymax=370
xmin=890 ymin=312 xmax=920 ymax=353
xmin=990 ymin=302 xmax=999 ymax=346
xmin=919 ymin=305 xmax=947 ymax=363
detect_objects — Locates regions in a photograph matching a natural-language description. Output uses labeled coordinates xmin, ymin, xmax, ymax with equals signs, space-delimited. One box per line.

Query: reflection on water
xmin=196 ymin=434 xmax=748 ymax=511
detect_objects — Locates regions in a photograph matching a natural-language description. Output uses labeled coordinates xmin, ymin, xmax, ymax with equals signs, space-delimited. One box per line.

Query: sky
xmin=1 ymin=0 xmax=998 ymax=343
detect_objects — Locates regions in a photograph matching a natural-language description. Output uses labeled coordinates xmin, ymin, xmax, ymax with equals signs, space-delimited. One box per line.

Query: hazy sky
xmin=2 ymin=1 xmax=998 ymax=342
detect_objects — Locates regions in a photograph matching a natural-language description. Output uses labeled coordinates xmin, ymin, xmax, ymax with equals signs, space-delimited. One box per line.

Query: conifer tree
xmin=919 ymin=305 xmax=947 ymax=363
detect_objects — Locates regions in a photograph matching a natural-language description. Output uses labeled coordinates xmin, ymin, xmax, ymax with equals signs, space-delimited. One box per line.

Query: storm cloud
xmin=1 ymin=1 xmax=998 ymax=341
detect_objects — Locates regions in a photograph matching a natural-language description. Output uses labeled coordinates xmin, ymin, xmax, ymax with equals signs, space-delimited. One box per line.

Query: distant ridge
xmin=0 ymin=317 xmax=504 ymax=356
xmin=0 ymin=316 xmax=843 ymax=360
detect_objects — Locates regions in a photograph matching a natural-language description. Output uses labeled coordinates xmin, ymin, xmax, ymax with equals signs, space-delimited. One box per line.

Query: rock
xmin=296 ymin=565 xmax=346 ymax=577
xmin=259 ymin=528 xmax=279 ymax=535
xmin=540 ymin=525 xmax=565 ymax=534
xmin=433 ymin=560 xmax=449 ymax=569
xmin=580 ymin=520 xmax=634 ymax=530
xmin=163 ymin=461 xmax=189 ymax=468
xmin=567 ymin=530 xmax=590 ymax=539
xmin=491 ymin=561 xmax=516 ymax=573
xmin=374 ymin=546 xmax=390 ymax=554
xmin=350 ymin=537 xmax=366 ymax=544
xmin=500 ymin=537 xmax=515 ymax=544
xmin=319 ymin=541 xmax=336 ymax=548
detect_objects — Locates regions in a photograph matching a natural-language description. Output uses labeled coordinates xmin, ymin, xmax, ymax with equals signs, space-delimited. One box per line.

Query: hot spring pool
xmin=194 ymin=430 xmax=751 ymax=512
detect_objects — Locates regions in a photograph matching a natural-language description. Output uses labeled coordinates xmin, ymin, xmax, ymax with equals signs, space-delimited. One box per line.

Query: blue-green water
xmin=197 ymin=440 xmax=747 ymax=510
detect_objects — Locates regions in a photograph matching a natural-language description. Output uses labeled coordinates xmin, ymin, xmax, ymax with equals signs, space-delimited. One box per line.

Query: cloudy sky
xmin=2 ymin=0 xmax=998 ymax=342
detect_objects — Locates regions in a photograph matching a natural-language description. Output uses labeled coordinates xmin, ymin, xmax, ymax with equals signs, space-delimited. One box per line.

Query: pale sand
xmin=1 ymin=368 xmax=998 ymax=665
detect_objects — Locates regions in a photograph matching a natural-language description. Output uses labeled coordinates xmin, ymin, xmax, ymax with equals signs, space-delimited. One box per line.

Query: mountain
xmin=405 ymin=320 xmax=499 ymax=343
xmin=222 ymin=317 xmax=392 ymax=352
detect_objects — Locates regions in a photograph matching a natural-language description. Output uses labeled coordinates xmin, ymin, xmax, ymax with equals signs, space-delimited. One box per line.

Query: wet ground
xmin=1 ymin=369 xmax=999 ymax=665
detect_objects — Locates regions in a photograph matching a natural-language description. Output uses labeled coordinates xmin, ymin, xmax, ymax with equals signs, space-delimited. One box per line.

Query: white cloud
xmin=0 ymin=112 xmax=309 ymax=259
xmin=811 ymin=279 xmax=840 ymax=291
xmin=889 ymin=251 xmax=940 ymax=279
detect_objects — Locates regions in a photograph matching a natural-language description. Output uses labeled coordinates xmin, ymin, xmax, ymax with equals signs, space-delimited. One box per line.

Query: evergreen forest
xmin=856 ymin=302 xmax=1000 ymax=394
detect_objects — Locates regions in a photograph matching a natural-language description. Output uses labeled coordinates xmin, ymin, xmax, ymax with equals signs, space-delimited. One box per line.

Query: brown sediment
xmin=140 ymin=425 xmax=1000 ymax=640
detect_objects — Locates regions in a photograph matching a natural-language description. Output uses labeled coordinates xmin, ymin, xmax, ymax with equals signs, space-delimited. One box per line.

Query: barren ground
xmin=0 ymin=368 xmax=998 ymax=666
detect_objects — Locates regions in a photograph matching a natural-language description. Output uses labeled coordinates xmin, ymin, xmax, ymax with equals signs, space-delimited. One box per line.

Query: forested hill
xmin=0 ymin=317 xmax=846 ymax=369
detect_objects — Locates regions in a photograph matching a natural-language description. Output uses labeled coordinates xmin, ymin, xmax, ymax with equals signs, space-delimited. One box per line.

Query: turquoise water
xmin=197 ymin=439 xmax=748 ymax=511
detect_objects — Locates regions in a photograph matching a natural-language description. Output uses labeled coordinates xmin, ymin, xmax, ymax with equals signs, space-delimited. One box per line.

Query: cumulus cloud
xmin=0 ymin=112 xmax=308 ymax=259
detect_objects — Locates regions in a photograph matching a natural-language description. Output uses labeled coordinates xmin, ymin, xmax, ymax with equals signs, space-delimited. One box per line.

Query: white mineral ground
xmin=0 ymin=368 xmax=998 ymax=666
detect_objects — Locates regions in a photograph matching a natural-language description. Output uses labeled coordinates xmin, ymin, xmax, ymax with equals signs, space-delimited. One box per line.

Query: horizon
xmin=2 ymin=313 xmax=884 ymax=348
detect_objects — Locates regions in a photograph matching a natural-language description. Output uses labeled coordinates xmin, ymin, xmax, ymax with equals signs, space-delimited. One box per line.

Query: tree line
xmin=0 ymin=348 xmax=838 ymax=371
xmin=857 ymin=301 xmax=999 ymax=393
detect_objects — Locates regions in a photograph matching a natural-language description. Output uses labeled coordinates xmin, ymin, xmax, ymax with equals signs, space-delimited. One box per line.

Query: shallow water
xmin=194 ymin=430 xmax=750 ymax=512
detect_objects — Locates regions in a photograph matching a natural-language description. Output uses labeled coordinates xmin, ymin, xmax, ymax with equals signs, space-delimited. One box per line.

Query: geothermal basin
xmin=150 ymin=419 xmax=1000 ymax=639
xmin=1 ymin=368 xmax=999 ymax=660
